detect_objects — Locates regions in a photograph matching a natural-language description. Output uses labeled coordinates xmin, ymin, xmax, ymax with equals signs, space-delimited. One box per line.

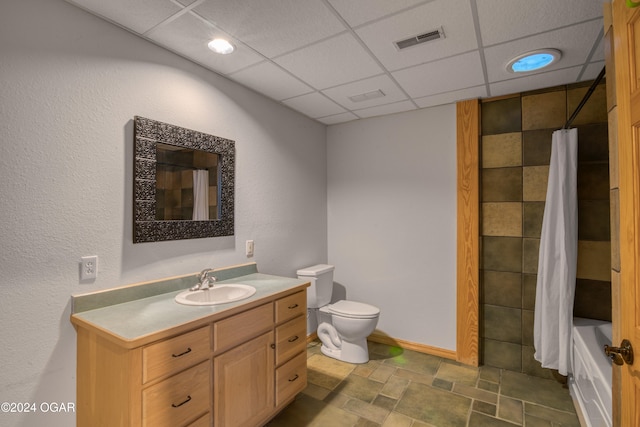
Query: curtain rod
xmin=563 ymin=66 xmax=606 ymax=129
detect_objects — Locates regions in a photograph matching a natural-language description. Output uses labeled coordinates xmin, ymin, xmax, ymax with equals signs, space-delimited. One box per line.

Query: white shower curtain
xmin=192 ymin=169 xmax=209 ymax=221
xmin=533 ymin=128 xmax=578 ymax=376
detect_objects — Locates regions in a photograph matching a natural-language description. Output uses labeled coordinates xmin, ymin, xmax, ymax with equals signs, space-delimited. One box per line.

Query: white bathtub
xmin=569 ymin=317 xmax=612 ymax=427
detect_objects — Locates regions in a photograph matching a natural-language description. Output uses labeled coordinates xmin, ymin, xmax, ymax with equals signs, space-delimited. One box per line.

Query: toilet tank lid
xmin=296 ymin=264 xmax=335 ymax=276
xmin=328 ymin=300 xmax=380 ymax=318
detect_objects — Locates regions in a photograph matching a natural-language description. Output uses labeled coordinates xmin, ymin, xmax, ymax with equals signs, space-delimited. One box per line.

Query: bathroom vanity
xmin=70 ymin=263 xmax=309 ymax=427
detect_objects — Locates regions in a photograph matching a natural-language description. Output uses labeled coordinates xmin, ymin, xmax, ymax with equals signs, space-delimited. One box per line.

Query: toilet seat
xmin=322 ymin=300 xmax=380 ymax=319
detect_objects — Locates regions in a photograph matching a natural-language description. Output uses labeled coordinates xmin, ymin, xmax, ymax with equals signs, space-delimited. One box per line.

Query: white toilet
xmin=297 ymin=264 xmax=380 ymax=364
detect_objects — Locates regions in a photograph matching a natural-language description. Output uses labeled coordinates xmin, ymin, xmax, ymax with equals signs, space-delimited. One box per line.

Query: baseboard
xmin=368 ymin=332 xmax=457 ymax=361
xmin=306 ymin=331 xmax=457 ymax=361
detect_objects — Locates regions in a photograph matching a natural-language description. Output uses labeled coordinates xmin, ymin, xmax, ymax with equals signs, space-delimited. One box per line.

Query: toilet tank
xmin=297 ymin=264 xmax=334 ymax=308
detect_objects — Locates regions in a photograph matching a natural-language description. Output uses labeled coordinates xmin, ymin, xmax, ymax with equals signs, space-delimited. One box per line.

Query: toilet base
xmin=320 ymin=338 xmax=370 ymax=364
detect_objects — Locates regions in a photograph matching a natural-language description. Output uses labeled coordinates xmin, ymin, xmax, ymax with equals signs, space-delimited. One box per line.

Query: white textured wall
xmin=327 ymin=106 xmax=457 ymax=351
xmin=0 ymin=0 xmax=326 ymax=425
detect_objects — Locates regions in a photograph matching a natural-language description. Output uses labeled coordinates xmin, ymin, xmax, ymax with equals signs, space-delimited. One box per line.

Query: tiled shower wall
xmin=480 ymin=81 xmax=610 ymax=378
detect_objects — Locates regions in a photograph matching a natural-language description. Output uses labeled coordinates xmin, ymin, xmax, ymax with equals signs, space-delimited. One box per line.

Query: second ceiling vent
xmin=394 ymin=27 xmax=445 ymax=50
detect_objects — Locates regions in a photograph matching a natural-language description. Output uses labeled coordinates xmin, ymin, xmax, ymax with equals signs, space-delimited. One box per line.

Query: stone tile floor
xmin=267 ymin=341 xmax=580 ymax=427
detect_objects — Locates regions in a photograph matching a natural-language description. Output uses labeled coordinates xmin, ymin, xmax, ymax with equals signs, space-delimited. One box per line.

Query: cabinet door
xmin=214 ymin=331 xmax=274 ymax=427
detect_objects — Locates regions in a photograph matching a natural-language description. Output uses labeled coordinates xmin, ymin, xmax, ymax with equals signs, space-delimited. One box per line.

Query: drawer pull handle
xmin=271 ymin=343 xmax=276 ymax=349
xmin=171 ymin=395 xmax=191 ymax=408
xmin=172 ymin=347 xmax=192 ymax=358
xmin=288 ymin=374 xmax=299 ymax=382
xmin=288 ymin=335 xmax=299 ymax=343
xmin=288 ymin=303 xmax=299 ymax=309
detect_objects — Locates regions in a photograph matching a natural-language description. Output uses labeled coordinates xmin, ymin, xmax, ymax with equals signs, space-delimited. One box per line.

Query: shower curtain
xmin=192 ymin=169 xmax=209 ymax=221
xmin=533 ymin=128 xmax=578 ymax=376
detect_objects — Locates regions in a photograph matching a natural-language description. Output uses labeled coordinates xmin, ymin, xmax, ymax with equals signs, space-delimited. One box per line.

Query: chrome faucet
xmin=190 ymin=268 xmax=217 ymax=291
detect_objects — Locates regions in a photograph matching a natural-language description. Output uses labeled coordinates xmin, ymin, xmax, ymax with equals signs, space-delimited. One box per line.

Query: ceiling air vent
xmin=395 ymin=27 xmax=445 ymax=50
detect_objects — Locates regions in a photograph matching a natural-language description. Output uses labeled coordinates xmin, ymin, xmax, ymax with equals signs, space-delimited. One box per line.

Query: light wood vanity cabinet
xmin=74 ymin=288 xmax=307 ymax=427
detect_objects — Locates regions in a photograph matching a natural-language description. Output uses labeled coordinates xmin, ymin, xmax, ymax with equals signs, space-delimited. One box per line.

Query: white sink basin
xmin=175 ymin=284 xmax=257 ymax=306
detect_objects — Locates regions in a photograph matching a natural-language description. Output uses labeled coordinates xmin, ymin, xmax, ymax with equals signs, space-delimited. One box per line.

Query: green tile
xmin=339 ymin=374 xmax=384 ymax=403
xmin=577 ymin=123 xmax=609 ymax=163
xmin=525 ymin=403 xmax=580 ymax=426
xmin=573 ymin=279 xmax=612 ymax=321
xmin=473 ymin=400 xmax=497 ymax=416
xmin=500 ymin=370 xmax=575 ymax=412
xmin=483 ymin=271 xmax=522 ymax=308
xmin=467 ymin=411 xmax=517 ymax=426
xmin=482 ymin=168 xmax=523 ymax=202
xmin=482 ymin=97 xmax=522 ymax=135
xmin=436 ymin=362 xmax=479 ymax=386
xmin=483 ymin=237 xmax=523 ymax=273
xmin=483 ymin=305 xmax=522 ymax=343
xmin=522 ymin=274 xmax=537 ymax=310
xmin=477 ymin=379 xmax=499 ymax=393
xmin=372 ymin=395 xmax=397 ymax=412
xmin=577 ymin=163 xmax=610 ymax=200
xmin=483 ymin=339 xmax=522 ymax=371
xmin=498 ymin=396 xmax=523 ymax=425
xmin=394 ymin=382 xmax=471 ymax=427
xmin=266 ymin=394 xmax=358 ymax=427
xmin=432 ymin=377 xmax=453 ymax=391
xmin=523 ymin=129 xmax=553 ymax=166
xmin=578 ymin=199 xmax=611 ymax=241
xmin=523 ymin=202 xmax=545 ymax=238
xmin=521 ymin=346 xmax=555 ymax=380
xmin=521 ymin=309 xmax=534 ymax=347
xmin=522 ymin=238 xmax=540 ymax=274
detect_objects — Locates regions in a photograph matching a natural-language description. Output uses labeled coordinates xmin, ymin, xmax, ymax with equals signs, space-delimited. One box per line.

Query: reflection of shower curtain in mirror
xmin=193 ymin=170 xmax=209 ymax=221
xmin=533 ymin=128 xmax=578 ymax=376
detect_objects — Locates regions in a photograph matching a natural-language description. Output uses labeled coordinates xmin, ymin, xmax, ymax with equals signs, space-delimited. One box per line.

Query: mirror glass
xmin=155 ymin=143 xmax=220 ymax=221
xmin=134 ymin=116 xmax=235 ymax=243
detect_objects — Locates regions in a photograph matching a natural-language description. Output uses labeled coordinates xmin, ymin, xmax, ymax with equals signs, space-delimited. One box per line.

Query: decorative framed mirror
xmin=133 ymin=116 xmax=235 ymax=243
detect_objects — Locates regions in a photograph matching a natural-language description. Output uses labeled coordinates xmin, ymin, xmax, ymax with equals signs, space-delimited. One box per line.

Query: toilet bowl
xmin=317 ymin=300 xmax=380 ymax=364
xmin=297 ymin=264 xmax=381 ymax=364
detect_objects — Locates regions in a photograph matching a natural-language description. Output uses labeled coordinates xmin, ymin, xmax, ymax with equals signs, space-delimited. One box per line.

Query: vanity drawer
xmin=142 ymin=326 xmax=211 ymax=383
xmin=275 ymin=315 xmax=306 ymax=365
xmin=275 ymin=351 xmax=307 ymax=406
xmin=275 ymin=291 xmax=306 ymax=324
xmin=142 ymin=361 xmax=210 ymax=427
xmin=187 ymin=412 xmax=211 ymax=427
xmin=213 ymin=303 xmax=273 ymax=353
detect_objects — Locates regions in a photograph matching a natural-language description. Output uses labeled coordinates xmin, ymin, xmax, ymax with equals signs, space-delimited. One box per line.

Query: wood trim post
xmin=456 ymin=99 xmax=480 ymax=366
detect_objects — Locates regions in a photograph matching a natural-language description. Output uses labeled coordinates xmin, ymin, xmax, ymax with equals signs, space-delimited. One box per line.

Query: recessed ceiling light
xmin=208 ymin=38 xmax=235 ymax=55
xmin=507 ymin=49 xmax=561 ymax=73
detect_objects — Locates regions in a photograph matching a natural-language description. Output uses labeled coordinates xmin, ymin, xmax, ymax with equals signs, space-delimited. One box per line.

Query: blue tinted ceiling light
xmin=507 ymin=49 xmax=561 ymax=73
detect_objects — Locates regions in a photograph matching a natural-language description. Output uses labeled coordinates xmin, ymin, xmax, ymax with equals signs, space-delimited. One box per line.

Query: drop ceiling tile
xmin=484 ymin=20 xmax=603 ymax=83
xmin=229 ymin=62 xmax=313 ymax=101
xmin=326 ymin=0 xmax=429 ymax=27
xmin=192 ymin=0 xmax=345 ymax=58
xmin=355 ymin=0 xmax=477 ymax=71
xmin=146 ymin=12 xmax=263 ymax=75
xmin=414 ymin=85 xmax=487 ymax=109
xmin=274 ymin=33 xmax=383 ymax=90
xmin=321 ymin=75 xmax=407 ymax=110
xmin=478 ymin=0 xmax=604 ymax=46
xmin=317 ymin=112 xmax=359 ymax=125
xmin=282 ymin=92 xmax=347 ymax=118
xmin=392 ymin=51 xmax=485 ymax=99
xmin=66 ymin=0 xmax=183 ymax=34
xmin=354 ymin=100 xmax=416 ymax=119
xmin=489 ymin=67 xmax=582 ymax=98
